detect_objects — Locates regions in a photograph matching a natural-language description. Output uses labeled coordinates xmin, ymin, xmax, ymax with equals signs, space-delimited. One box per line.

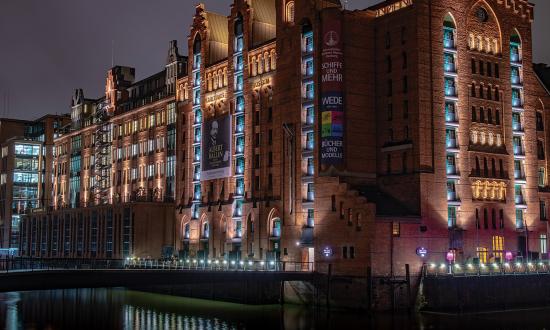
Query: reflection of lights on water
xmin=122 ymin=304 xmax=237 ymax=330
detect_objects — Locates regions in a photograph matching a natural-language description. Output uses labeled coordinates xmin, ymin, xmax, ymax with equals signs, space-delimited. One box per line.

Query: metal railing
xmin=0 ymin=257 xmax=125 ymax=272
xmin=0 ymin=257 xmax=315 ymax=273
xmin=424 ymin=261 xmax=550 ymax=277
xmin=125 ymin=258 xmax=315 ymax=272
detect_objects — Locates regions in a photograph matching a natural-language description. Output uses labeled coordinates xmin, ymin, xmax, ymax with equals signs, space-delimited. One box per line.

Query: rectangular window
xmin=541 ymin=234 xmax=548 ymax=255
xmin=540 ymin=200 xmax=547 ymax=220
xmin=477 ymin=247 xmax=488 ymax=263
xmin=516 ymin=209 xmax=524 ymax=229
xmin=448 ymin=206 xmax=457 ymax=228
xmin=492 ymin=236 xmax=504 ymax=261
xmin=392 ymin=222 xmax=400 ymax=237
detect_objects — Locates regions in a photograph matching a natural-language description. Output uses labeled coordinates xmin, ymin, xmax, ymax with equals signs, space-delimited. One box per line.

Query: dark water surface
xmin=0 ymin=288 xmax=550 ymax=329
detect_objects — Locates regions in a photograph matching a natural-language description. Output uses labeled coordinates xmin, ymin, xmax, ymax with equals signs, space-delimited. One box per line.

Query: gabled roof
xmin=251 ymin=0 xmax=276 ymax=25
xmin=205 ymin=11 xmax=228 ymax=44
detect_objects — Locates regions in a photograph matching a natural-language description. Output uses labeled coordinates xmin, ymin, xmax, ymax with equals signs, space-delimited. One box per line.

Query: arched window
xmin=202 ymin=222 xmax=209 ymax=238
xmin=234 ymin=14 xmax=243 ymax=36
xmin=193 ymin=35 xmax=201 ymax=55
xmin=272 ymin=217 xmax=281 ymax=237
xmin=510 ymin=29 xmax=522 ymax=63
xmin=183 ymin=223 xmax=190 ymax=240
xmin=285 ymin=1 xmax=295 ymax=23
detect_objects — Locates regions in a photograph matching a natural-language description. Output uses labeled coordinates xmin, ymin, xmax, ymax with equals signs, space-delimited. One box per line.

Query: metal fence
xmin=0 ymin=257 xmax=125 ymax=272
xmin=125 ymin=258 xmax=315 ymax=272
xmin=425 ymin=261 xmax=550 ymax=277
xmin=0 ymin=257 xmax=315 ymax=273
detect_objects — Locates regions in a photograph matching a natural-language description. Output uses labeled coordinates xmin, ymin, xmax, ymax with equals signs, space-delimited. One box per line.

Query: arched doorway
xmin=267 ymin=208 xmax=282 ymax=261
xmin=179 ymin=217 xmax=190 ymax=259
xmin=246 ymin=213 xmax=255 ymax=258
xmin=198 ymin=215 xmax=209 ymax=260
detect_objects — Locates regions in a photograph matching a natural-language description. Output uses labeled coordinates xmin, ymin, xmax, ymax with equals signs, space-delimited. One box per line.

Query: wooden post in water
xmin=406 ymin=264 xmax=411 ymax=312
xmin=366 ymin=266 xmax=372 ymax=311
xmin=280 ymin=280 xmax=285 ymax=305
xmin=326 ymin=264 xmax=332 ymax=309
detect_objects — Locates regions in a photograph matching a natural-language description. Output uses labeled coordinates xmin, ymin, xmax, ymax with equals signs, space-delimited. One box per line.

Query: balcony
xmin=306 ymin=191 xmax=315 ymax=202
xmin=235 ymin=160 xmax=244 ymax=175
xmin=514 ymin=170 xmax=526 ymax=184
xmin=236 ymin=101 xmax=245 ymax=113
xmin=235 ymin=61 xmax=244 ymax=72
xmin=305 ymin=109 xmax=315 ymax=125
xmin=307 ymin=164 xmax=315 ymax=176
xmin=194 ymin=133 xmax=202 ymax=144
xmin=447 ymin=191 xmax=459 ymax=202
xmin=446 ymin=164 xmax=459 ymax=176
xmin=306 ymin=216 xmax=314 ymax=228
xmin=305 ymin=138 xmax=314 ymax=151
xmin=510 ymin=48 xmax=521 ymax=64
xmin=193 ymin=149 xmax=201 ymax=162
xmin=235 ymin=123 xmax=244 ymax=134
xmin=444 ymin=62 xmax=456 ymax=74
xmin=446 ymin=138 xmax=458 ymax=150
xmin=513 ymin=145 xmax=525 ymax=157
xmin=443 ymin=33 xmax=455 ymax=50
xmin=445 ymin=111 xmax=458 ymax=125
xmin=235 ymin=142 xmax=244 ymax=154
xmin=271 ymin=227 xmax=281 ymax=238
xmin=235 ymin=185 xmax=244 ymax=197
xmin=193 ymin=171 xmax=201 ymax=181
xmin=194 ymin=113 xmax=202 ymax=125
xmin=512 ymin=97 xmax=523 ymax=108
xmin=303 ymin=89 xmax=314 ymax=101
xmin=233 ymin=206 xmax=243 ymax=218
xmin=515 ymin=194 xmax=526 ymax=206
xmin=512 ymin=125 xmax=524 ymax=135
xmin=445 ymin=86 xmax=456 ymax=98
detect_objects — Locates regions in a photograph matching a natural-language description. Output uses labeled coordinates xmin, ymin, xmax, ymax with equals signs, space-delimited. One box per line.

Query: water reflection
xmin=1 ymin=289 xmax=550 ymax=329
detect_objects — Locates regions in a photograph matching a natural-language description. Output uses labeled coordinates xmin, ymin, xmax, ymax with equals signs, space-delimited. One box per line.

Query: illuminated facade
xmin=17 ymin=0 xmax=550 ymax=280
xmin=19 ymin=41 xmax=185 ymax=259
xmin=0 ymin=115 xmax=69 ymax=251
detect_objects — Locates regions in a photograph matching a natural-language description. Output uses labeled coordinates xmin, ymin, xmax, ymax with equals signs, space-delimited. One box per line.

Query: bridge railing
xmin=125 ymin=258 xmax=315 ymax=272
xmin=425 ymin=261 xmax=550 ymax=277
xmin=0 ymin=257 xmax=315 ymax=273
xmin=0 ymin=257 xmax=125 ymax=272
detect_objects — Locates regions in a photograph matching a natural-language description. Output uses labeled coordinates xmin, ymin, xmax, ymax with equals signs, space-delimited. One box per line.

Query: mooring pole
xmin=406 ymin=264 xmax=412 ymax=312
xmin=326 ymin=263 xmax=332 ymax=309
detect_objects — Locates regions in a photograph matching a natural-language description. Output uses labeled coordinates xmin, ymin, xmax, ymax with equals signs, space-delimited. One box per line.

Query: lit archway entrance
xmin=199 ymin=217 xmax=210 ymax=260
xmin=269 ymin=217 xmax=282 ymax=261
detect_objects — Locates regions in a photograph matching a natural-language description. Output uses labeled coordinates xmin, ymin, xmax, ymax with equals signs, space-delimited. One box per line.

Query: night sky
xmin=1 ymin=0 xmax=548 ymax=120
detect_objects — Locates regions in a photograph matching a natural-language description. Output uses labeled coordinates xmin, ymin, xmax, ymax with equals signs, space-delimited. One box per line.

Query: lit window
xmin=492 ymin=236 xmax=504 ymax=261
xmin=541 ymin=234 xmax=548 ymax=255
xmin=392 ymin=222 xmax=400 ymax=237
xmin=477 ymin=247 xmax=488 ymax=263
xmin=285 ymin=1 xmax=295 ymax=23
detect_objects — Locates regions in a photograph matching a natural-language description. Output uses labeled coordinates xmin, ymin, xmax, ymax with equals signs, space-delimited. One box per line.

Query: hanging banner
xmin=320 ymin=8 xmax=344 ymax=168
xmin=202 ymin=114 xmax=232 ymax=180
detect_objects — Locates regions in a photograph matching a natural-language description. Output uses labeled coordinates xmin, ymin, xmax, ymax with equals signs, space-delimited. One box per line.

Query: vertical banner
xmin=202 ymin=114 xmax=232 ymax=180
xmin=320 ymin=8 xmax=344 ymax=169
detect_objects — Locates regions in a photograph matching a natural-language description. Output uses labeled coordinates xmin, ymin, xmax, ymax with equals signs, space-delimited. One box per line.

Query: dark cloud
xmin=0 ymin=0 xmax=548 ymax=120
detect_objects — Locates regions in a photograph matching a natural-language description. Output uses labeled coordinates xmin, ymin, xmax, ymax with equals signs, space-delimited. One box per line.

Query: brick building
xmin=19 ymin=41 xmax=185 ymax=259
xmin=19 ymin=0 xmax=550 ymax=279
xmin=0 ymin=114 xmax=70 ymax=251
